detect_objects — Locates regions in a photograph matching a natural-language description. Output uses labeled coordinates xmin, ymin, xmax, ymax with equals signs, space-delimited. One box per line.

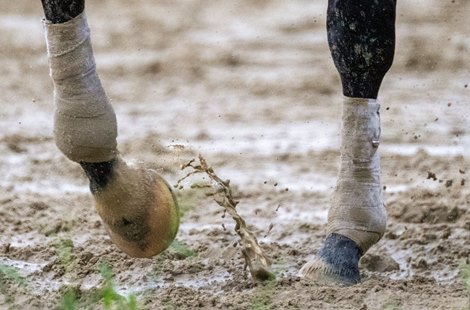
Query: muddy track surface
xmin=0 ymin=1 xmax=469 ymax=309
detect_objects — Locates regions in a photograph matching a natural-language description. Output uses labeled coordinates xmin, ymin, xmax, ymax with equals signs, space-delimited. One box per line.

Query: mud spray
xmin=177 ymin=155 xmax=274 ymax=282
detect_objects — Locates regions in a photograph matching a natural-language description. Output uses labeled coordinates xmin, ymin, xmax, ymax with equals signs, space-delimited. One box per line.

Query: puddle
xmin=172 ymin=271 xmax=231 ymax=288
xmin=432 ymin=268 xmax=460 ymax=285
xmin=382 ymin=144 xmax=469 ymax=156
xmin=388 ymin=249 xmax=414 ymax=280
xmin=0 ymin=15 xmax=43 ymax=46
xmin=217 ymin=165 xmax=335 ymax=192
xmin=112 ymin=268 xmax=232 ymax=296
xmin=0 ymin=232 xmax=46 ymax=249
xmin=0 ymin=257 xmax=44 ymax=276
xmin=10 ymin=181 xmax=89 ymax=196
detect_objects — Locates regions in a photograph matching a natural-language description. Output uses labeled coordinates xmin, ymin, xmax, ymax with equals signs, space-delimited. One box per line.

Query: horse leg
xmin=299 ymin=0 xmax=396 ymax=284
xmin=40 ymin=0 xmax=84 ymax=24
xmin=40 ymin=0 xmax=180 ymax=258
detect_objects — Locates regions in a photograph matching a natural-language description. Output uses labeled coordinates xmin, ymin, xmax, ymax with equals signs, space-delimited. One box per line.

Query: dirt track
xmin=0 ymin=1 xmax=469 ymax=309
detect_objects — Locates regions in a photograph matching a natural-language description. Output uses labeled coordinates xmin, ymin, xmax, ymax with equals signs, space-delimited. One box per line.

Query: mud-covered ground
xmin=0 ymin=1 xmax=469 ymax=309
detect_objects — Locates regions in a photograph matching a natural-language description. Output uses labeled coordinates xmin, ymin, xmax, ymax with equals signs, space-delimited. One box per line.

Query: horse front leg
xmin=299 ymin=0 xmax=396 ymax=284
xmin=40 ymin=0 xmax=180 ymax=258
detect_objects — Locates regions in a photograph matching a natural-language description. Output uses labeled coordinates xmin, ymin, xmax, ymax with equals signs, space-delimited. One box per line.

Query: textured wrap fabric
xmin=44 ymin=13 xmax=117 ymax=163
xmin=327 ymin=97 xmax=387 ymax=254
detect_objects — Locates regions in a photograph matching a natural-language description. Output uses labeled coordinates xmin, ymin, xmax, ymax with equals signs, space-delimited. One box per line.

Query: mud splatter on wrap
xmin=327 ymin=96 xmax=387 ymax=254
xmin=44 ymin=13 xmax=117 ymax=163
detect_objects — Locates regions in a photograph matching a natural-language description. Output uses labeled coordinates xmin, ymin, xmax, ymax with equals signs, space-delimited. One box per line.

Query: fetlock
xmin=327 ymin=96 xmax=386 ymax=254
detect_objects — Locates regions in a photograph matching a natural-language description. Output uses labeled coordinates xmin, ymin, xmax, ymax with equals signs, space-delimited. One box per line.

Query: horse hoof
xmin=92 ymin=157 xmax=180 ymax=258
xmin=298 ymin=233 xmax=361 ymax=285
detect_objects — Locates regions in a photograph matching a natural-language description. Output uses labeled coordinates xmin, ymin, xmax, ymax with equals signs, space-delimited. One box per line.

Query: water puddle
xmin=388 ymin=249 xmax=414 ymax=280
xmin=432 ymin=268 xmax=460 ymax=285
xmin=0 ymin=257 xmax=44 ymax=276
xmin=382 ymin=144 xmax=468 ymax=156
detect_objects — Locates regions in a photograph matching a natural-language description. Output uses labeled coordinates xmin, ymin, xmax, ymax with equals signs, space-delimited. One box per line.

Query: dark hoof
xmin=299 ymin=233 xmax=362 ymax=285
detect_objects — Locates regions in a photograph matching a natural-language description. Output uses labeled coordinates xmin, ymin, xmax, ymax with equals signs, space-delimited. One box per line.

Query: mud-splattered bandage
xmin=44 ymin=13 xmax=117 ymax=163
xmin=327 ymin=97 xmax=387 ymax=254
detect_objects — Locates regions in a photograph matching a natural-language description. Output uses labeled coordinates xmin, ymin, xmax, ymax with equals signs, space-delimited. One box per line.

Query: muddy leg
xmin=299 ymin=0 xmax=396 ymax=285
xmin=40 ymin=1 xmax=179 ymax=258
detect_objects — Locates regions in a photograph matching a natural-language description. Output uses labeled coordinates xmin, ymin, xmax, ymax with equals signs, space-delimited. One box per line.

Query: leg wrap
xmin=44 ymin=13 xmax=117 ymax=163
xmin=327 ymin=97 xmax=387 ymax=254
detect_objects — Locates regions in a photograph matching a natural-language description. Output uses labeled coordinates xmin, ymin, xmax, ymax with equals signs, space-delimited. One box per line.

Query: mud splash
xmin=177 ymin=155 xmax=274 ymax=281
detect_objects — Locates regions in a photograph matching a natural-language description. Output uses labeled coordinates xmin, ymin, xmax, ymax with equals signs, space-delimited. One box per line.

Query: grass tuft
xmin=57 ymin=263 xmax=139 ymax=310
xmin=98 ymin=263 xmax=139 ymax=310
xmin=0 ymin=264 xmax=26 ymax=304
xmin=169 ymin=240 xmax=197 ymax=258
xmin=59 ymin=289 xmax=77 ymax=310
xmin=460 ymin=262 xmax=470 ymax=308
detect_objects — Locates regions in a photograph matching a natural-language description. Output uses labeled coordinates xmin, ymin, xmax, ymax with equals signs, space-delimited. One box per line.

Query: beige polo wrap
xmin=327 ymin=97 xmax=387 ymax=254
xmin=44 ymin=13 xmax=117 ymax=163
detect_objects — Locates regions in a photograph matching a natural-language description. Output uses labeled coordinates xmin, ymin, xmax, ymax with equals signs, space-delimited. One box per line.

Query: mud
xmin=0 ymin=0 xmax=469 ymax=309
xmin=177 ymin=155 xmax=274 ymax=282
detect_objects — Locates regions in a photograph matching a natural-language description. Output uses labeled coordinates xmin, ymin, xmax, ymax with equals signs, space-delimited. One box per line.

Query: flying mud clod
xmin=177 ymin=155 xmax=275 ymax=282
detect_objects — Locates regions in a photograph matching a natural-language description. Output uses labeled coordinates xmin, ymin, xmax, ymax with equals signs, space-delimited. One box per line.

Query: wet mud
xmin=0 ymin=0 xmax=469 ymax=309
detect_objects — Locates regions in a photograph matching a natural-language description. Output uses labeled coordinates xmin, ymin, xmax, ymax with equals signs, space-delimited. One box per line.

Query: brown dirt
xmin=0 ymin=0 xmax=469 ymax=309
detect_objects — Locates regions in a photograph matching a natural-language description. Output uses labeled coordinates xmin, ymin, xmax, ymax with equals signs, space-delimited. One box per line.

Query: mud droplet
xmin=427 ymin=172 xmax=437 ymax=181
xmin=264 ymin=223 xmax=274 ymax=238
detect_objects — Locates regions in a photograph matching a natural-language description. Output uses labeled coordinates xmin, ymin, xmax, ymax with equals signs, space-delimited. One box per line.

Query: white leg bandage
xmin=44 ymin=13 xmax=117 ymax=163
xmin=327 ymin=97 xmax=387 ymax=254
